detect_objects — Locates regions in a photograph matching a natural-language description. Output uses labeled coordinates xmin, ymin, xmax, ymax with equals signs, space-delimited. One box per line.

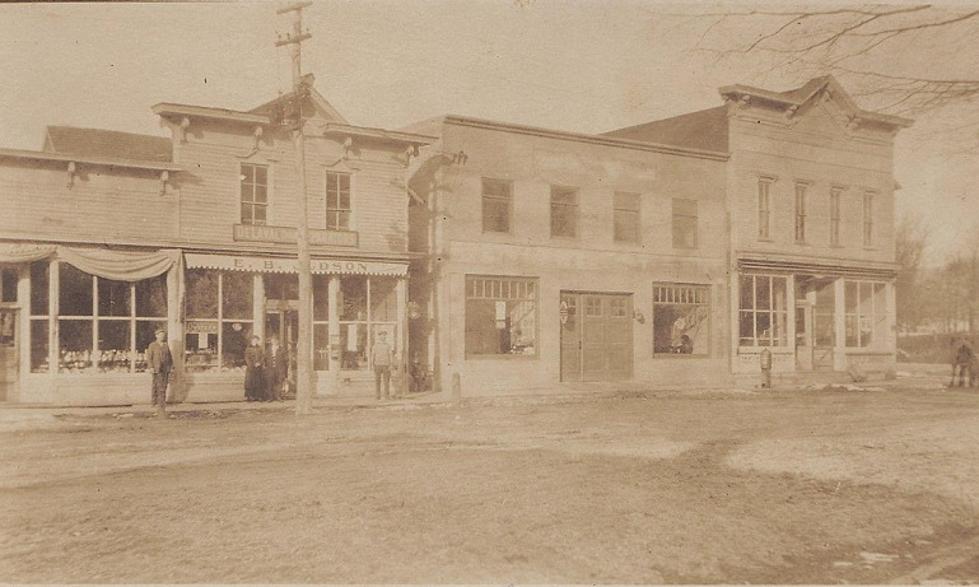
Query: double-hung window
xmin=757 ymin=179 xmax=772 ymax=240
xmin=550 ymin=186 xmax=578 ymax=238
xmin=672 ymin=198 xmax=698 ymax=248
xmin=482 ymin=178 xmax=512 ymax=233
xmin=830 ymin=187 xmax=842 ymax=246
xmin=240 ymin=163 xmax=268 ymax=225
xmin=326 ymin=171 xmax=352 ymax=230
xmin=863 ymin=191 xmax=875 ymax=247
xmin=613 ymin=192 xmax=641 ymax=243
xmin=794 ymin=183 xmax=808 ymax=243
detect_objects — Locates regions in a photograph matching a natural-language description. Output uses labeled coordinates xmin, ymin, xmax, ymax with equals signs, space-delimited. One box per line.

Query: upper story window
xmin=672 ymin=198 xmax=698 ymax=249
xmin=757 ymin=179 xmax=773 ymax=241
xmin=482 ymin=178 xmax=512 ymax=233
xmin=794 ymin=183 xmax=808 ymax=243
xmin=240 ymin=164 xmax=268 ymax=225
xmin=550 ymin=186 xmax=578 ymax=238
xmin=326 ymin=171 xmax=352 ymax=231
xmin=830 ymin=187 xmax=843 ymax=246
xmin=613 ymin=192 xmax=641 ymax=244
xmin=862 ymin=191 xmax=875 ymax=247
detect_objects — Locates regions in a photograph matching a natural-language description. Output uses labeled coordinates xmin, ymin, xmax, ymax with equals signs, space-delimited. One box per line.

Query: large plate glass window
xmin=465 ymin=276 xmax=537 ymax=357
xmin=739 ymin=274 xmax=788 ymax=347
xmin=653 ymin=284 xmax=710 ymax=356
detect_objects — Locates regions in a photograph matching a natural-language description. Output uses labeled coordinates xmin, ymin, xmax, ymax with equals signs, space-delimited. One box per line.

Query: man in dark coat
xmin=951 ymin=338 xmax=975 ymax=388
xmin=264 ymin=337 xmax=288 ymax=401
xmin=244 ymin=335 xmax=265 ymax=401
xmin=146 ymin=327 xmax=172 ymax=415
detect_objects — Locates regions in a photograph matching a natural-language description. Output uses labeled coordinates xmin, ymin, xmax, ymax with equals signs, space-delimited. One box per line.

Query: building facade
xmin=0 ymin=75 xmax=909 ymax=404
xmin=0 ymin=82 xmax=433 ymax=405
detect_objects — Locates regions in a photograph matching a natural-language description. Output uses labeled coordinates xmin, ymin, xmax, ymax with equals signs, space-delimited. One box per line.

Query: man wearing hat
xmin=146 ymin=327 xmax=173 ymax=415
xmin=371 ymin=330 xmax=394 ymax=400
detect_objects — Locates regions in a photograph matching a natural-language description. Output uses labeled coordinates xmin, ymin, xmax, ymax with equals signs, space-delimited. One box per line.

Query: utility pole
xmin=276 ymin=1 xmax=314 ymax=415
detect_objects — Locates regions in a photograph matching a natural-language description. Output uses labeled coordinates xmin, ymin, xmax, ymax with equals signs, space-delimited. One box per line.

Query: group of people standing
xmin=244 ymin=336 xmax=289 ymax=402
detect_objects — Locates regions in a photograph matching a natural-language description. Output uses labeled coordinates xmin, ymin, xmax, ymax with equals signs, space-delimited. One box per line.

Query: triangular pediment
xmin=789 ymin=95 xmax=854 ymax=137
xmin=250 ymin=77 xmax=348 ymax=125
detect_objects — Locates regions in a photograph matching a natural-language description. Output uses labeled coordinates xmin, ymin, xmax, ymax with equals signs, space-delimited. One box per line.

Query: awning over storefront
xmin=184 ymin=253 xmax=407 ymax=276
xmin=738 ymin=257 xmax=897 ymax=280
xmin=0 ymin=243 xmax=178 ymax=281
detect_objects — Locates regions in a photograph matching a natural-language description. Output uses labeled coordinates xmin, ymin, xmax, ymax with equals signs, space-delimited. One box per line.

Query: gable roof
xmin=44 ymin=125 xmax=172 ymax=162
xmin=601 ymin=106 xmax=729 ymax=152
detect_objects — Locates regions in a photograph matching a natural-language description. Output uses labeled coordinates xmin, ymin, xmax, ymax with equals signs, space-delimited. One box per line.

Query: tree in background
xmin=895 ymin=214 xmax=929 ymax=333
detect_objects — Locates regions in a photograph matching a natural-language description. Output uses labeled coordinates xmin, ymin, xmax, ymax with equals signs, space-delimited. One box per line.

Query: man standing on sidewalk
xmin=371 ymin=331 xmax=394 ymax=400
xmin=146 ymin=327 xmax=172 ymax=415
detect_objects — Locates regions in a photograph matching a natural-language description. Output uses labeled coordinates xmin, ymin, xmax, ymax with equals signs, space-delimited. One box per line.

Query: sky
xmin=1 ymin=0 xmax=976 ymax=264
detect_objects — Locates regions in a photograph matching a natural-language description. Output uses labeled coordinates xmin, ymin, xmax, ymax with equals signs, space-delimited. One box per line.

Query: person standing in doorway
xmin=371 ymin=331 xmax=394 ymax=400
xmin=146 ymin=328 xmax=172 ymax=415
xmin=264 ymin=337 xmax=288 ymax=402
xmin=244 ymin=335 xmax=265 ymax=401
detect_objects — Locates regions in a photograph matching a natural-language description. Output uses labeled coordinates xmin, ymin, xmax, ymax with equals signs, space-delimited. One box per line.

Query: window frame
xmin=671 ymin=197 xmax=698 ymax=249
xmin=794 ymin=182 xmax=808 ymax=244
xmin=326 ymin=170 xmax=353 ymax=231
xmin=239 ymin=163 xmax=270 ymax=226
xmin=862 ymin=190 xmax=875 ymax=247
xmin=464 ymin=275 xmax=539 ymax=359
xmin=757 ymin=178 xmax=773 ymax=241
xmin=549 ymin=185 xmax=579 ymax=239
xmin=844 ymin=279 xmax=887 ymax=349
xmin=652 ymin=283 xmax=711 ymax=358
xmin=738 ymin=273 xmax=790 ymax=348
xmin=613 ymin=191 xmax=641 ymax=244
xmin=481 ymin=178 xmax=513 ymax=234
xmin=830 ymin=186 xmax=843 ymax=246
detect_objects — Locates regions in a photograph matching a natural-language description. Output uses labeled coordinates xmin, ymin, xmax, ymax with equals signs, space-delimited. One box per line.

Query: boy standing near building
xmin=371 ymin=331 xmax=394 ymax=400
xmin=146 ymin=328 xmax=172 ymax=415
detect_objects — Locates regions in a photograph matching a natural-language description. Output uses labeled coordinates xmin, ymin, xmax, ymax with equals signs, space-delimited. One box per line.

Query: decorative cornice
xmin=0 ymin=147 xmax=183 ymax=172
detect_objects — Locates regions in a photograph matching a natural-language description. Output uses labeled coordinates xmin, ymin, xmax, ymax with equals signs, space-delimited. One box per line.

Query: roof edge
xmin=152 ymin=103 xmax=271 ymax=125
xmin=441 ymin=115 xmax=730 ymax=161
xmin=0 ymin=147 xmax=183 ymax=172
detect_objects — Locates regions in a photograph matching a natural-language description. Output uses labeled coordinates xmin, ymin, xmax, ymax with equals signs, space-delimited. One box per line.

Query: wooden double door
xmin=560 ymin=292 xmax=633 ymax=382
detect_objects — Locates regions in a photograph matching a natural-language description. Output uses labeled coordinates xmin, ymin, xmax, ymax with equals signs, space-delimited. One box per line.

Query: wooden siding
xmin=0 ymin=157 xmax=177 ymax=244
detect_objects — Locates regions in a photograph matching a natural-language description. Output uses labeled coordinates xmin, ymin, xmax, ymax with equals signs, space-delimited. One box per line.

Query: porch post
xmin=886 ymin=280 xmax=897 ymax=372
xmin=396 ymin=275 xmax=407 ymax=395
xmin=48 ymin=260 xmax=59 ymax=376
xmin=327 ymin=275 xmax=340 ymax=394
xmin=166 ymin=255 xmax=186 ymax=403
xmin=786 ymin=274 xmax=796 ymax=370
xmin=16 ymin=265 xmax=31 ymax=402
xmin=253 ymin=274 xmax=265 ymax=342
xmin=833 ymin=277 xmax=846 ymax=371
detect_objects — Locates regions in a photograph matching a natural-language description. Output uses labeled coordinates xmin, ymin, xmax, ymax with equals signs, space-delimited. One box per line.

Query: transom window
xmin=739 ymin=274 xmax=788 ymax=347
xmin=240 ymin=163 xmax=268 ymax=225
xmin=465 ymin=276 xmax=537 ymax=356
xmin=482 ymin=178 xmax=512 ymax=233
xmin=326 ymin=171 xmax=352 ymax=231
xmin=613 ymin=192 xmax=641 ymax=244
xmin=550 ymin=186 xmax=578 ymax=238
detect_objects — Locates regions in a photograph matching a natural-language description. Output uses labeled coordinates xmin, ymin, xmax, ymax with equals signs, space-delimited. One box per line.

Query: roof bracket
xmin=159 ymin=170 xmax=170 ymax=196
xmin=253 ymin=126 xmax=263 ymax=150
xmin=66 ymin=161 xmax=76 ymax=190
xmin=177 ymin=117 xmax=191 ymax=143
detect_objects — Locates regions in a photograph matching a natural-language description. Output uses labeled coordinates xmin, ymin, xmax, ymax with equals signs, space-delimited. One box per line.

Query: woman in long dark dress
xmin=244 ymin=335 xmax=265 ymax=401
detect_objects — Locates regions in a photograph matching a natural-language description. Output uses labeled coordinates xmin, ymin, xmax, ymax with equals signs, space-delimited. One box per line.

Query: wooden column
xmin=327 ymin=275 xmax=340 ymax=394
xmin=16 ymin=265 xmax=31 ymax=402
xmin=253 ymin=274 xmax=265 ymax=342
xmin=166 ymin=255 xmax=185 ymax=403
xmin=833 ymin=277 xmax=846 ymax=371
xmin=48 ymin=260 xmax=59 ymax=376
xmin=396 ymin=275 xmax=407 ymax=395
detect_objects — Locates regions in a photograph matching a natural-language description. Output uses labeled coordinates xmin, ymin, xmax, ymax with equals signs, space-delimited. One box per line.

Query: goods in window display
xmin=59 ymin=349 xmax=92 ymax=372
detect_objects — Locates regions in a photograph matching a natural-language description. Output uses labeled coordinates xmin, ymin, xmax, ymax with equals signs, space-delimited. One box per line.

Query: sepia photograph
xmin=1 ymin=0 xmax=978 ymax=583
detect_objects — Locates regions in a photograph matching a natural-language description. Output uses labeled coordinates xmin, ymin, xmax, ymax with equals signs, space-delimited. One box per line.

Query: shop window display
xmin=60 ymin=264 xmax=93 ymax=316
xmin=1 ymin=268 xmax=17 ymax=303
xmin=30 ymin=319 xmax=48 ymax=373
xmin=184 ymin=269 xmax=253 ymax=372
xmin=653 ymin=284 xmax=710 ymax=355
xmin=465 ymin=276 xmax=538 ymax=356
xmin=30 ymin=262 xmax=48 ymax=316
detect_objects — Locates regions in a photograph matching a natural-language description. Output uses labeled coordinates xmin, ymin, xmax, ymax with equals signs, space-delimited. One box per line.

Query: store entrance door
xmin=265 ymin=305 xmax=298 ymax=397
xmin=560 ymin=292 xmax=633 ymax=382
xmin=0 ymin=309 xmax=18 ymax=401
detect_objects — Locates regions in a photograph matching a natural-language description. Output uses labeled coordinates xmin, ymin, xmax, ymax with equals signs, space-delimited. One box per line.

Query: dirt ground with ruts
xmin=1 ymin=384 xmax=979 ymax=584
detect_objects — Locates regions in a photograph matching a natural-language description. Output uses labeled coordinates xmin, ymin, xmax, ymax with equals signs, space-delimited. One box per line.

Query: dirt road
xmin=1 ymin=386 xmax=978 ymax=583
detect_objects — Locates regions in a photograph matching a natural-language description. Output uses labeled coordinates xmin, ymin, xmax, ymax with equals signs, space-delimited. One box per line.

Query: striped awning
xmin=738 ymin=257 xmax=897 ymax=280
xmin=184 ymin=253 xmax=407 ymax=276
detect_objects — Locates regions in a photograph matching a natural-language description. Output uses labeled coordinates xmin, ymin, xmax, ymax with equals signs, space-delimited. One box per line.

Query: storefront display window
xmin=1 ymin=268 xmax=17 ymax=303
xmin=30 ymin=262 xmax=48 ymax=316
xmin=97 ymin=320 xmax=130 ymax=372
xmin=60 ymin=264 xmax=93 ymax=316
xmin=370 ymin=278 xmax=397 ymax=322
xmin=653 ymin=284 xmax=710 ymax=355
xmin=465 ymin=275 xmax=538 ymax=356
xmin=845 ymin=280 xmax=887 ymax=348
xmin=59 ymin=319 xmax=92 ymax=371
xmin=313 ymin=323 xmax=330 ymax=370
xmin=30 ymin=319 xmax=48 ymax=373
xmin=185 ymin=269 xmax=254 ymax=372
xmin=739 ymin=274 xmax=788 ymax=347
